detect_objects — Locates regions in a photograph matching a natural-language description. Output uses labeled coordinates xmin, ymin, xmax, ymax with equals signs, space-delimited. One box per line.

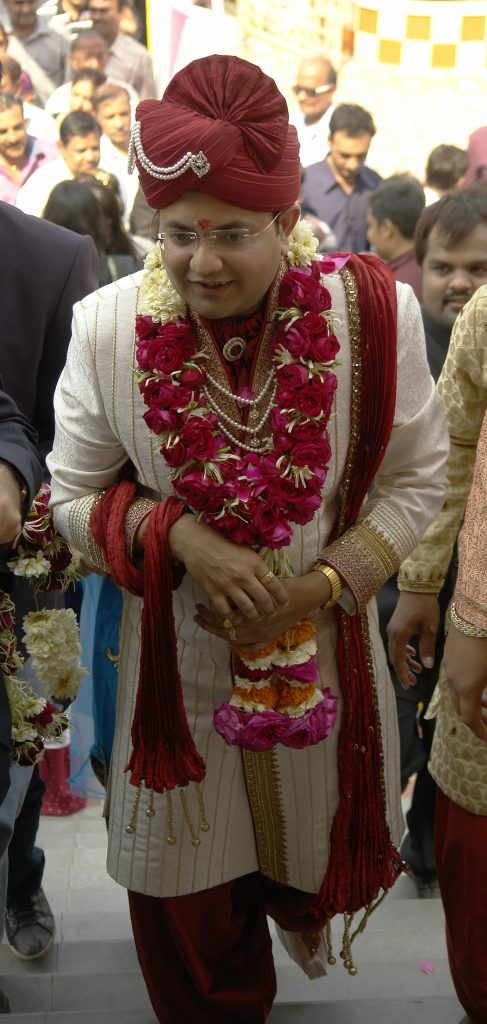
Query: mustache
xmin=443 ymin=290 xmax=471 ymax=304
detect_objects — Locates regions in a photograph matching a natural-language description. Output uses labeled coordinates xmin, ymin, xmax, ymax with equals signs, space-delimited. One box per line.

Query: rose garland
xmin=135 ymin=221 xmax=347 ymax=751
xmin=1 ymin=484 xmax=86 ymax=766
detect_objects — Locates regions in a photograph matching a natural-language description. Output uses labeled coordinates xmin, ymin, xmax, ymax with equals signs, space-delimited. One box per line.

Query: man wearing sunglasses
xmin=291 ymin=54 xmax=337 ymax=169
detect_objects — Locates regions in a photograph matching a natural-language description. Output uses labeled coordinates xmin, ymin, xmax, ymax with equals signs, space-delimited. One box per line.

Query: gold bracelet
xmin=450 ymin=602 xmax=487 ymax=639
xmin=313 ymin=563 xmax=343 ymax=608
xmin=124 ymin=497 xmax=157 ymax=559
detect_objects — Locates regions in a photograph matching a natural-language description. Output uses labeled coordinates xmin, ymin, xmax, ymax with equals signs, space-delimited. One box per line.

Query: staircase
xmin=1 ymin=804 xmax=465 ymax=1023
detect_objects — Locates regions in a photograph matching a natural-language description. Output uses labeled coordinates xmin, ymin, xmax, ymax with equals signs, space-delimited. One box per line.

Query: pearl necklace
xmin=204 ymin=366 xmax=275 ymax=406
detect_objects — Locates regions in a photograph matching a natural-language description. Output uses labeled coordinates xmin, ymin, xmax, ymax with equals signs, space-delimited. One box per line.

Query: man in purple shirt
xmin=300 ymin=103 xmax=381 ymax=252
xmin=366 ymin=173 xmax=425 ymax=302
xmin=0 ymin=93 xmax=56 ymax=205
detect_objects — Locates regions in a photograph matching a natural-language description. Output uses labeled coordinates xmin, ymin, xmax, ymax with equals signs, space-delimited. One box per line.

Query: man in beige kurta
xmin=47 ymin=55 xmax=448 ymax=1024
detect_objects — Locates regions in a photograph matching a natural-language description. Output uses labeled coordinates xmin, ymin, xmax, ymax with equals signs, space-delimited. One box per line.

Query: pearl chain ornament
xmin=202 ymin=384 xmax=277 ymax=436
xmin=127 ymin=121 xmax=210 ymax=181
xmin=204 ymin=367 xmax=275 ymax=406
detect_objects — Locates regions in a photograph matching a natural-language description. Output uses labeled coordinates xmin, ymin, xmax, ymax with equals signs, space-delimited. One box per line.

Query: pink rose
xmin=276 ymin=656 xmax=319 ymax=684
xmin=178 ymin=419 xmax=220 ymax=461
xmin=239 ymin=710 xmax=289 ymax=751
xmin=213 ymin=703 xmax=245 ymax=745
xmin=282 ymin=692 xmax=338 ymax=749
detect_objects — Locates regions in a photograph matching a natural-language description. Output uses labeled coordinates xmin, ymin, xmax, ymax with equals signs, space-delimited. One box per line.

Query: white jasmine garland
xmin=139 ymin=247 xmax=186 ymax=324
xmin=286 ymin=219 xmax=320 ymax=267
xmin=23 ymin=609 xmax=88 ymax=702
xmin=8 ymin=550 xmax=51 ymax=579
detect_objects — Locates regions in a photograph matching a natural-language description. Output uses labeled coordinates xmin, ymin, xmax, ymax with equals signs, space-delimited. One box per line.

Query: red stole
xmin=317 ymin=253 xmax=402 ymax=916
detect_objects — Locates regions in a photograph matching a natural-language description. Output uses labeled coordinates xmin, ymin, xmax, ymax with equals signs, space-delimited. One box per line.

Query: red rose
xmin=136 ymin=314 xmax=159 ymax=341
xmin=177 ymin=471 xmax=231 ymax=513
xmin=252 ymin=503 xmax=293 ymax=548
xmin=276 ymin=363 xmax=309 ymax=388
xmin=290 ymin=420 xmax=322 ymax=442
xmin=287 ymin=490 xmax=323 ymax=524
xmin=154 ymin=338 xmax=193 ymax=375
xmin=309 ymin=332 xmax=340 ymax=364
xmin=217 ymin=513 xmax=258 ymax=546
xmin=292 ymin=436 xmax=332 ymax=468
xmin=163 ymin=440 xmax=188 ymax=468
xmin=178 ymin=419 xmax=221 ymax=461
xmin=141 ymin=377 xmax=179 ymax=408
xmin=136 ymin=337 xmax=166 ymax=371
xmin=145 ymin=407 xmax=180 ymax=434
xmin=270 ymin=408 xmax=291 ymax=433
xmin=294 ymin=376 xmax=336 ymax=419
xmin=180 ymin=366 xmax=206 ymax=389
xmin=279 ymin=264 xmax=333 ymax=314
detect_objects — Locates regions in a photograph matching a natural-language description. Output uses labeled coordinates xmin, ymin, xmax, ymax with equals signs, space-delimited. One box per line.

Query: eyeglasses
xmin=292 ymin=84 xmax=334 ymax=98
xmin=156 ymin=211 xmax=282 ymax=254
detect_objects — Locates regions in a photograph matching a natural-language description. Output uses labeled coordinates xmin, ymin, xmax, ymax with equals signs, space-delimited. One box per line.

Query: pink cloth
xmin=0 ymin=136 xmax=57 ymax=206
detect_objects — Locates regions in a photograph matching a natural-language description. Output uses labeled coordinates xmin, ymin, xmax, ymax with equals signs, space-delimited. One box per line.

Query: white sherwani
xmin=47 ymin=267 xmax=448 ymax=971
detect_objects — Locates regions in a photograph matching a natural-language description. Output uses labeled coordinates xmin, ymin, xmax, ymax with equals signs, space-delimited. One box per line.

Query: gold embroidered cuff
xmin=397 ymin=572 xmax=444 ymax=594
xmin=68 ymin=491 xmax=110 ymax=574
xmin=125 ymin=497 xmax=156 ymax=559
xmin=324 ymin=522 xmax=401 ymax=611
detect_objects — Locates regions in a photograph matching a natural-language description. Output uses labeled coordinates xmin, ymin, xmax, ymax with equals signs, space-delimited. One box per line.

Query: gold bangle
xmin=124 ymin=497 xmax=156 ymax=559
xmin=313 ymin=563 xmax=342 ymax=608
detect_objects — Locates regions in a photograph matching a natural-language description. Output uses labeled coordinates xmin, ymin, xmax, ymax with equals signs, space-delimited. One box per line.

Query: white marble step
xmin=0 ymin=896 xmax=464 ymax=1021
xmin=3 ymin=999 xmax=466 ymax=1024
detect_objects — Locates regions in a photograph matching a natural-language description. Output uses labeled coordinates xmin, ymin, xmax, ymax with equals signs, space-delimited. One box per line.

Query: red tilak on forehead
xmin=194 ymin=218 xmax=213 ymax=229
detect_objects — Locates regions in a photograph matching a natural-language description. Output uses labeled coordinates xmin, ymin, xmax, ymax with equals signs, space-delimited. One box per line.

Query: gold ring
xmin=222 ymin=618 xmax=233 ymax=630
xmin=259 ymin=569 xmax=275 ymax=586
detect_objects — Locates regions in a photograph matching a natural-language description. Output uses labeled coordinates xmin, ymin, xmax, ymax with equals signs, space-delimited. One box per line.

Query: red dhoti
xmin=435 ymin=789 xmax=487 ymax=1024
xmin=128 ymin=872 xmax=328 ymax=1024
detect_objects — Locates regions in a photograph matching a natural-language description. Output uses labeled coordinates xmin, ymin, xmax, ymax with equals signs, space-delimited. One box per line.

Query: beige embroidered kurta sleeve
xmin=398 ymin=284 xmax=487 ymax=593
xmin=454 ymin=407 xmax=487 ymax=630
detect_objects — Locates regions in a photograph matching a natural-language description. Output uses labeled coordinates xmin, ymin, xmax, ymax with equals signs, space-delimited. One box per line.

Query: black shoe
xmin=0 ymin=990 xmax=9 ymax=1013
xmin=5 ymin=887 xmax=55 ymax=960
xmin=409 ymin=868 xmax=439 ymax=899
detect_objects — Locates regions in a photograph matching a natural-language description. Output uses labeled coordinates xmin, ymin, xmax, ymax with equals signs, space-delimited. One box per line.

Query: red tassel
xmin=92 ymin=481 xmax=206 ymax=793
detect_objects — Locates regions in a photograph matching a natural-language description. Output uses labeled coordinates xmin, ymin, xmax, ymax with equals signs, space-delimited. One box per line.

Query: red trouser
xmin=128 ymin=872 xmax=327 ymax=1024
xmin=435 ymin=789 xmax=487 ymax=1024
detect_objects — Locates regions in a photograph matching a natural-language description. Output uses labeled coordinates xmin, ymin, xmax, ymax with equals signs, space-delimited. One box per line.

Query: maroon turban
xmin=129 ymin=54 xmax=300 ymax=212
